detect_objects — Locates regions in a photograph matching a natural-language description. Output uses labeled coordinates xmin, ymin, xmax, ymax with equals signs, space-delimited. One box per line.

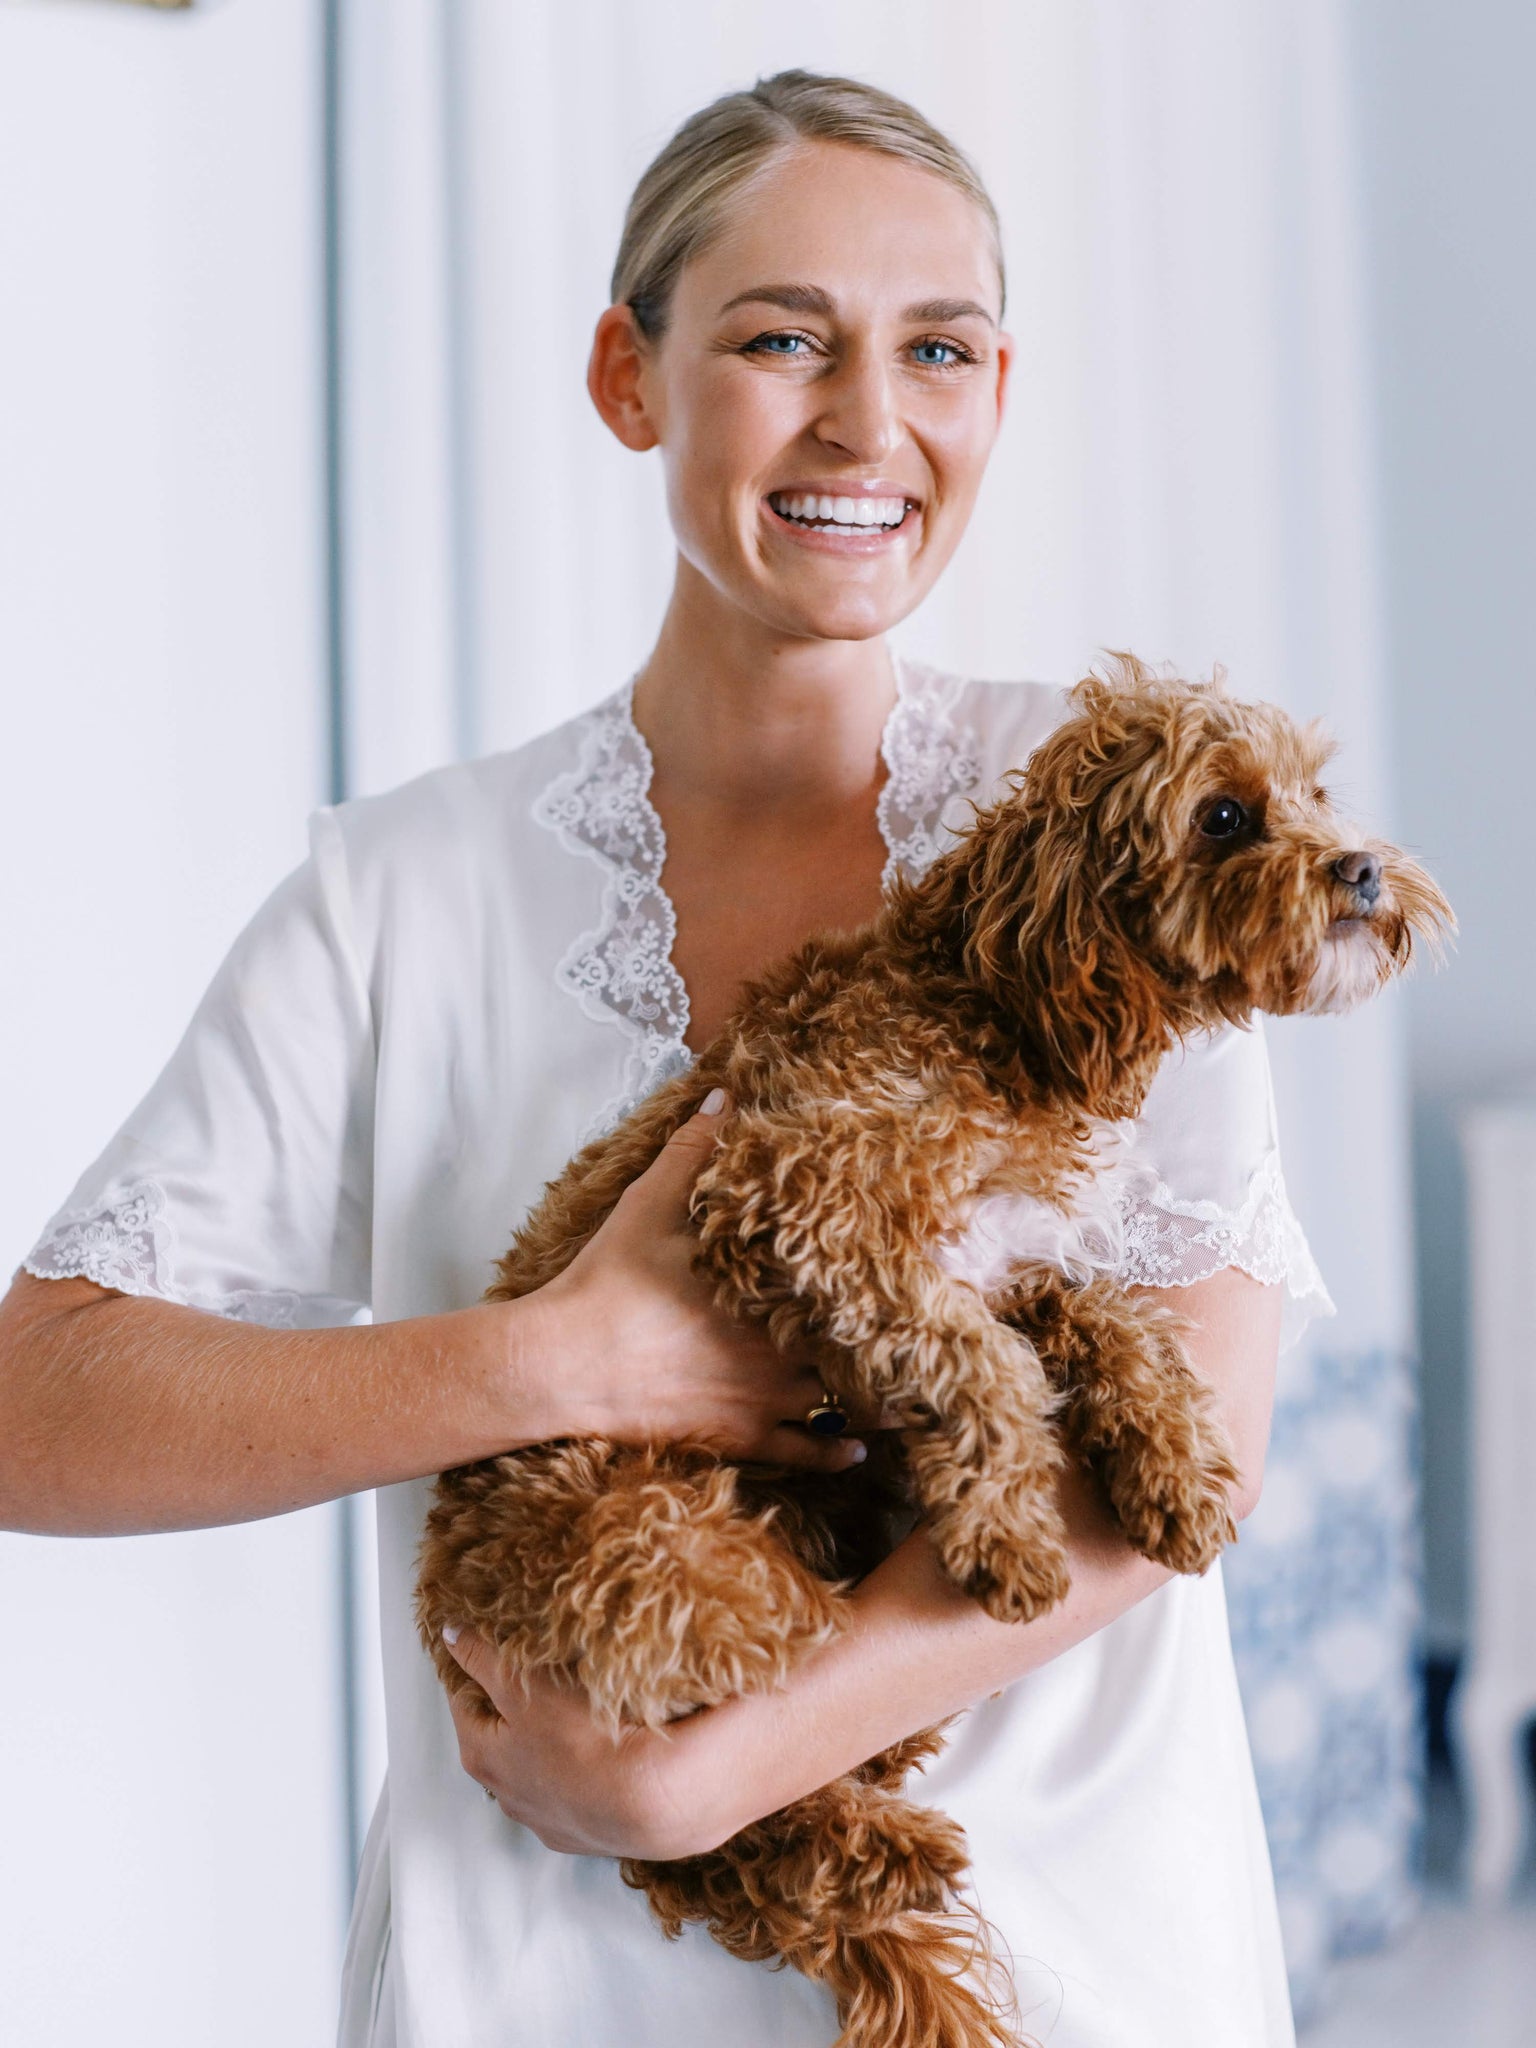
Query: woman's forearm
xmin=667 ymin=1470 xmax=1170 ymax=1850
xmin=0 ymin=1104 xmax=862 ymax=1536
xmin=0 ymin=1272 xmax=580 ymax=1536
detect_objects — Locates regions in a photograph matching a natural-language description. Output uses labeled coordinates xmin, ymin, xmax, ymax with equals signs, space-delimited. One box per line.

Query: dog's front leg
xmin=1004 ymin=1273 xmax=1239 ymax=1574
xmin=690 ymin=1112 xmax=1071 ymax=1626
xmin=877 ymin=1282 xmax=1072 ymax=1624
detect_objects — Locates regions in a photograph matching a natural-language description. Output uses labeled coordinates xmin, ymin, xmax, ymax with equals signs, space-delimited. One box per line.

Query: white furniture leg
xmin=1458 ymin=1104 xmax=1536 ymax=1900
xmin=1456 ymin=1673 xmax=1530 ymax=1899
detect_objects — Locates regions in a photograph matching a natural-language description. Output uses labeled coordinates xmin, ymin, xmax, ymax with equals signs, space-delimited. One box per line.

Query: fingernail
xmin=442 ymin=1625 xmax=460 ymax=1646
xmin=845 ymin=1441 xmax=868 ymax=1464
xmin=699 ymin=1087 xmax=726 ymax=1116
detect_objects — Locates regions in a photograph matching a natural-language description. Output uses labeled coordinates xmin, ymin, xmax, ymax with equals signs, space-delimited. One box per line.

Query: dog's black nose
xmin=1333 ymin=849 xmax=1382 ymax=906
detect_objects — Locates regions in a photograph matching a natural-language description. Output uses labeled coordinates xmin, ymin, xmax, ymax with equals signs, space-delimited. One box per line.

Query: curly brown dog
xmin=418 ymin=660 xmax=1451 ymax=2048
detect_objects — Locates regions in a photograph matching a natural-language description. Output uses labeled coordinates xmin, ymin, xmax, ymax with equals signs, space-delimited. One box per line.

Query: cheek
xmin=920 ymin=387 xmax=1001 ymax=505
xmin=664 ymin=369 xmax=806 ymax=506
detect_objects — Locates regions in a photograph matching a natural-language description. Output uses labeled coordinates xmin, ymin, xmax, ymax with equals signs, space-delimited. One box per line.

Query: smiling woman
xmin=589 ymin=122 xmax=1009 ymax=666
xmin=1 ymin=67 xmax=1321 ymax=2048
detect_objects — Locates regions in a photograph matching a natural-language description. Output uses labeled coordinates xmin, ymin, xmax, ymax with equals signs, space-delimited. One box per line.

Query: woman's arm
xmin=446 ymin=1266 xmax=1281 ymax=1859
xmin=0 ymin=1102 xmax=859 ymax=1536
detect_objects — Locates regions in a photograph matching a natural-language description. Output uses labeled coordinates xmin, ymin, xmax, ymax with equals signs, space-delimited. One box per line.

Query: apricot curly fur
xmin=416 ymin=659 xmax=1453 ymax=2048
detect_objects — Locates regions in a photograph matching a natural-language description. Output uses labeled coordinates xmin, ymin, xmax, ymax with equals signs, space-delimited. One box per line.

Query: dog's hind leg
xmin=1003 ymin=1273 xmax=1239 ymax=1575
xmin=624 ymin=1749 xmax=1018 ymax=2048
xmin=418 ymin=1438 xmax=849 ymax=1732
xmin=423 ymin=1071 xmax=848 ymax=1734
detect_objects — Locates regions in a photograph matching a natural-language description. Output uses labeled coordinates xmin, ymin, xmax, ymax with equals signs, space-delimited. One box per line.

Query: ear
xmin=586 ymin=304 xmax=661 ymax=452
xmin=1007 ymin=809 xmax=1177 ymax=1116
xmin=992 ymin=329 xmax=1016 ymax=434
xmin=950 ymin=776 xmax=1181 ymax=1119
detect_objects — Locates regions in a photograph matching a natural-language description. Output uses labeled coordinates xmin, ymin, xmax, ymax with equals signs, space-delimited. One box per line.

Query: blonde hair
xmin=612 ymin=69 xmax=1004 ymax=339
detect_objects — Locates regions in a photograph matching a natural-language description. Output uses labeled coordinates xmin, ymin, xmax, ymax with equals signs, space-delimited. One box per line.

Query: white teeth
xmin=768 ymin=491 xmax=911 ymax=530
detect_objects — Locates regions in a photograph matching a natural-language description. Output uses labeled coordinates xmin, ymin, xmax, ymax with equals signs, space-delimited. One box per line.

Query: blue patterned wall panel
xmin=1225 ymin=1346 xmax=1422 ymax=2021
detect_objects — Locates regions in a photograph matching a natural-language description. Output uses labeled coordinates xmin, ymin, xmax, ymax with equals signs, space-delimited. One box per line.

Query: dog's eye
xmin=1199 ymin=797 xmax=1249 ymax=840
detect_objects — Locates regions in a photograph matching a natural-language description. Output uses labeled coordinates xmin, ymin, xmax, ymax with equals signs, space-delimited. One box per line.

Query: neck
xmin=630 ymin=556 xmax=897 ymax=817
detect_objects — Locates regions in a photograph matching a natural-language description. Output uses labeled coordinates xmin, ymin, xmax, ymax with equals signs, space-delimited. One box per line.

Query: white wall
xmin=0 ymin=3 xmax=349 ymax=2041
xmin=1347 ymin=0 xmax=1536 ymax=1652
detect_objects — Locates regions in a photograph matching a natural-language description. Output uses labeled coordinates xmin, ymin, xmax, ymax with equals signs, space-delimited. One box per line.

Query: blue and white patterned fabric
xmin=1225 ymin=1346 xmax=1421 ymax=2022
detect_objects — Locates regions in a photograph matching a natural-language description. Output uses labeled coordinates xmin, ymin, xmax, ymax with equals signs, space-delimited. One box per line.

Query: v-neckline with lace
xmin=531 ymin=656 xmax=982 ymax=1135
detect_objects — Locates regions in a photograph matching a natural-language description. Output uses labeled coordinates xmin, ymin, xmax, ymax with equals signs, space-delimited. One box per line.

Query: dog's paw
xmin=934 ymin=1507 xmax=1071 ymax=1624
xmin=1112 ymin=1456 xmax=1237 ymax=1575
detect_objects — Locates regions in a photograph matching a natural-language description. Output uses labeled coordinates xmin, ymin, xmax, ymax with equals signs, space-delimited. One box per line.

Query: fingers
xmin=442 ymin=1624 xmax=508 ymax=1718
xmin=756 ymin=1425 xmax=868 ymax=1473
xmin=630 ymin=1089 xmax=730 ymax=1214
xmin=757 ymin=1369 xmax=874 ymax=1469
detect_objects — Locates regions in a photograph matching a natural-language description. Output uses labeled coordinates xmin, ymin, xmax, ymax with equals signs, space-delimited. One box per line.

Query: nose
xmin=1333 ymin=849 xmax=1382 ymax=906
xmin=814 ymin=351 xmax=902 ymax=466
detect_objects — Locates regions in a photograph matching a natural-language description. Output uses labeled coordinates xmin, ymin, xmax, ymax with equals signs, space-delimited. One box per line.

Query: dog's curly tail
xmin=623 ymin=1760 xmax=1029 ymax=2048
xmin=794 ymin=1912 xmax=1025 ymax=2048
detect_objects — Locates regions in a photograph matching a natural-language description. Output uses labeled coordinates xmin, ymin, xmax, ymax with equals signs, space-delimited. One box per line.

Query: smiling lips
xmin=767 ymin=489 xmax=913 ymax=537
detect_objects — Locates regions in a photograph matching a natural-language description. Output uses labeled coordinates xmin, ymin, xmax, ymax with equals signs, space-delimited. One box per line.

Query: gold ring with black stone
xmin=805 ymin=1388 xmax=850 ymax=1437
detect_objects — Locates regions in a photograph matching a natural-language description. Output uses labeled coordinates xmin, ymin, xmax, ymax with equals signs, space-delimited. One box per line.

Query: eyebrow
xmin=717 ymin=283 xmax=996 ymax=326
xmin=902 ymin=296 xmax=997 ymax=326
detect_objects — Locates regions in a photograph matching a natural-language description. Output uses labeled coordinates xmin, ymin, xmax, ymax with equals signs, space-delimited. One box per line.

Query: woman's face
xmin=599 ymin=141 xmax=1011 ymax=645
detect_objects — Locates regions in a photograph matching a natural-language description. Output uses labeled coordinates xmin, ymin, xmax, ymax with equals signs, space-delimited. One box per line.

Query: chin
xmin=1301 ymin=920 xmax=1395 ymax=1014
xmin=763 ymin=575 xmax=931 ymax=646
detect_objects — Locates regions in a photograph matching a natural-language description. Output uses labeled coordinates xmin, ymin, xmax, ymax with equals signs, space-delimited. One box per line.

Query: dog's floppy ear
xmin=940 ymin=691 xmax=1198 ymax=1117
xmin=983 ymin=804 xmax=1176 ymax=1118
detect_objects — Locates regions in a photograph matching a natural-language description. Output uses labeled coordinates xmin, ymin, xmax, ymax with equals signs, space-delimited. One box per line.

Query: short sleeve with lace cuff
xmin=1115 ymin=1020 xmax=1333 ymax=1354
xmin=23 ymin=809 xmax=375 ymax=1330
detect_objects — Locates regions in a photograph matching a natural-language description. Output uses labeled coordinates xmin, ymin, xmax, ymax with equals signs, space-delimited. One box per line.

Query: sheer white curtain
xmin=0 ymin=6 xmax=349 ymax=2046
xmin=339 ymin=0 xmax=1418 ymax=2008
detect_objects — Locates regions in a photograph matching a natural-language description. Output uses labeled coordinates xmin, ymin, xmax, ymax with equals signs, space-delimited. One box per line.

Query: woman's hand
xmin=438 ymin=1486 xmax=1169 ymax=1867
xmin=538 ymin=1092 xmax=866 ymax=1471
xmin=438 ymin=1271 xmax=1281 ymax=1853
xmin=443 ymin=1626 xmax=741 ymax=1861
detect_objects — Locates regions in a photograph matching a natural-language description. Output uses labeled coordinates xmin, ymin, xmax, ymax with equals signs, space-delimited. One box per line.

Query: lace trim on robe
xmin=24 ymin=1180 xmax=307 ymax=1328
xmin=875 ymin=661 xmax=984 ymax=887
xmin=532 ymin=660 xmax=983 ymax=1135
xmin=1118 ymin=1150 xmax=1334 ymax=1342
xmin=531 ymin=683 xmax=694 ymax=1127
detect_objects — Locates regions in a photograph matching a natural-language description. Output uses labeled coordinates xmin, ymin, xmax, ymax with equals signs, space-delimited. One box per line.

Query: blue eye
xmin=743 ymin=331 xmax=812 ymax=358
xmin=913 ymin=341 xmax=956 ymax=366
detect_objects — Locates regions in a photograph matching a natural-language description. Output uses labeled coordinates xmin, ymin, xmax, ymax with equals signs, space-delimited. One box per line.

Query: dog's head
xmin=945 ymin=656 xmax=1453 ymax=1115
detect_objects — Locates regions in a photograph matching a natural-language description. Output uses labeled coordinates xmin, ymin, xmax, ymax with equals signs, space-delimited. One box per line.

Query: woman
xmin=1 ymin=71 xmax=1327 ymax=2048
